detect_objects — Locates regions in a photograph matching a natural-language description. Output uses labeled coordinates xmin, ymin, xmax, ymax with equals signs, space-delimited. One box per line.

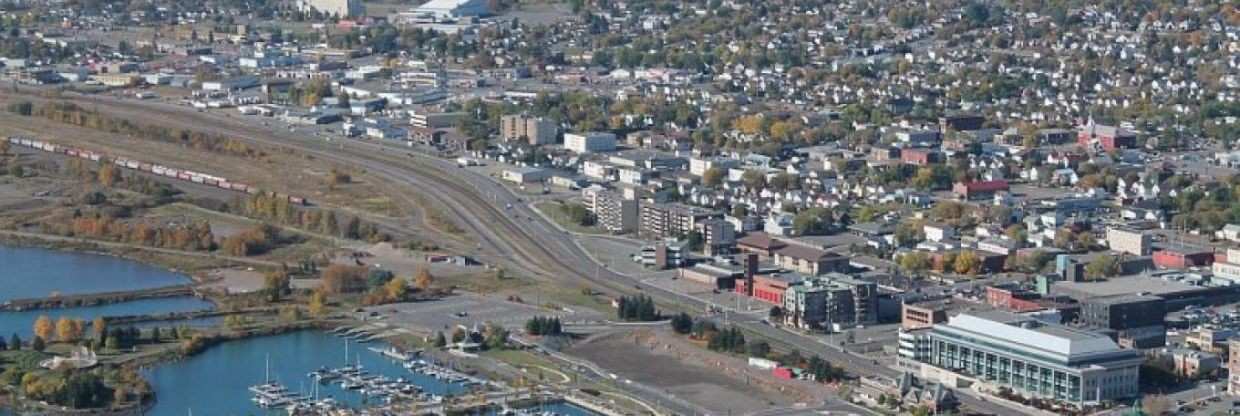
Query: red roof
xmin=961 ymin=180 xmax=1009 ymax=192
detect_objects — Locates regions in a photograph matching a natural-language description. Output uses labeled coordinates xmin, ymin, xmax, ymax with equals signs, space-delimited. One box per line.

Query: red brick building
xmin=1078 ymin=123 xmax=1137 ymax=152
xmin=1153 ymin=246 xmax=1215 ymax=269
xmin=984 ymin=286 xmax=1044 ymax=312
xmin=735 ymin=274 xmax=799 ymax=305
xmin=952 ymin=180 xmax=1009 ymax=200
xmin=900 ymin=148 xmax=941 ymax=166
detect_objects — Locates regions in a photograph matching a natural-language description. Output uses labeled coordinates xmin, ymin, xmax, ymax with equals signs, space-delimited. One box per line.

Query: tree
xmin=670 ymin=313 xmax=693 ymax=334
xmin=383 ymin=277 xmax=409 ymax=301
xmin=56 ymin=317 xmax=83 ymax=342
xmin=414 ymin=267 xmax=434 ymax=291
xmin=433 ymin=331 xmax=447 ymax=348
xmin=450 ymin=327 xmax=466 ymax=343
xmin=899 ymin=252 xmax=931 ymax=274
xmin=92 ymin=317 xmax=107 ymax=340
xmin=793 ymin=207 xmax=833 ymax=235
xmin=320 ymin=264 xmax=367 ymax=294
xmin=1004 ymin=224 xmax=1027 ymax=242
xmin=748 ymin=340 xmax=770 ymax=357
xmin=1085 ymin=256 xmax=1120 ymax=280
xmin=9 ymin=333 xmax=21 ymax=350
xmin=308 ymin=290 xmax=327 ymax=317
xmin=263 ymin=270 xmax=291 ymax=302
xmin=702 ymin=167 xmax=724 ymax=187
xmin=33 ymin=315 xmax=54 ymax=342
xmin=954 ymin=250 xmax=981 ymax=275
xmin=31 ymin=336 xmax=45 ymax=352
xmin=0 ymin=336 xmax=6 ymax=351
xmin=741 ymin=170 xmax=766 ymax=189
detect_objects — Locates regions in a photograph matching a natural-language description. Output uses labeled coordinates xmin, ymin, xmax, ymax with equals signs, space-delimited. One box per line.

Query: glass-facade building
xmin=925 ymin=312 xmax=1142 ymax=404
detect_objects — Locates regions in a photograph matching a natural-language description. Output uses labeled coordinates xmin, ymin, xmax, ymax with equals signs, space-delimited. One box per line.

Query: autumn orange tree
xmin=414 ymin=267 xmax=434 ymax=291
xmin=33 ymin=315 xmax=53 ymax=342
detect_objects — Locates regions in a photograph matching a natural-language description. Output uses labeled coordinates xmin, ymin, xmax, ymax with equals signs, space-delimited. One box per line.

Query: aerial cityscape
xmin=0 ymin=0 xmax=1236 ymax=415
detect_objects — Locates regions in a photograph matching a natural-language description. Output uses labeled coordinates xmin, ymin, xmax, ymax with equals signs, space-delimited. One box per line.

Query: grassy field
xmin=532 ymin=201 xmax=606 ymax=235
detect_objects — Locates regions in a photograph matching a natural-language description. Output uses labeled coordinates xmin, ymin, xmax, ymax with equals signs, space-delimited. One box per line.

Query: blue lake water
xmin=0 ymin=245 xmax=192 ymax=302
xmin=0 ymin=296 xmax=215 ymax=340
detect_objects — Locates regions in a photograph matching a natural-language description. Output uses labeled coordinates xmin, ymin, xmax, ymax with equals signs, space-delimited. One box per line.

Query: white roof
xmin=946 ymin=312 xmax=1121 ymax=359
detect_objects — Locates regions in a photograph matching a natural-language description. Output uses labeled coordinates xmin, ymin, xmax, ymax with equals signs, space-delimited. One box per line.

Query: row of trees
xmin=524 ymin=316 xmax=563 ymax=336
xmin=231 ymin=193 xmax=388 ymax=242
xmin=41 ymin=215 xmax=215 ymax=252
xmin=676 ymin=315 xmax=847 ymax=384
xmin=615 ymin=294 xmax=660 ymax=322
xmin=220 ymin=224 xmax=280 ymax=257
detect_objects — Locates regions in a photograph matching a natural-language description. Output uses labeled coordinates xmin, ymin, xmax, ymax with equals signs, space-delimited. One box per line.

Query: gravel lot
xmin=364 ymin=292 xmax=606 ymax=335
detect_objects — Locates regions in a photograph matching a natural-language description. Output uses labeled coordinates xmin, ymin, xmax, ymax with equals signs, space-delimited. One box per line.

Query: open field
xmin=533 ymin=200 xmax=608 ymax=236
xmin=0 ymin=101 xmax=406 ymax=219
xmin=566 ymin=328 xmax=827 ymax=415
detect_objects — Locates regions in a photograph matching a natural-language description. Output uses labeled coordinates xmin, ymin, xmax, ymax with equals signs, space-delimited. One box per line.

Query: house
xmin=1217 ymin=224 xmax=1240 ymax=242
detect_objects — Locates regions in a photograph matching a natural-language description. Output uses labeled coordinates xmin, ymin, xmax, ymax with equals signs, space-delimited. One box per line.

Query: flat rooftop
xmin=1054 ymin=276 xmax=1201 ymax=298
xmin=944 ymin=311 xmax=1124 ymax=358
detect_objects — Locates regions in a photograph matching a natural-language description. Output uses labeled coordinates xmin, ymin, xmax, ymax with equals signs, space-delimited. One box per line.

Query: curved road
xmin=0 ymin=88 xmax=1019 ymax=415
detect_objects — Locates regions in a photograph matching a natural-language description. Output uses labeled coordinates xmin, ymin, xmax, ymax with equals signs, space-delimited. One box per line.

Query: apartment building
xmin=500 ymin=114 xmax=558 ymax=145
xmin=639 ymin=202 xmax=720 ymax=240
xmin=581 ymin=186 xmax=638 ymax=234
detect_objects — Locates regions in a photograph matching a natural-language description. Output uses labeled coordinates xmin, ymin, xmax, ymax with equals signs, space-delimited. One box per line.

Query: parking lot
xmin=363 ymin=292 xmax=607 ymax=334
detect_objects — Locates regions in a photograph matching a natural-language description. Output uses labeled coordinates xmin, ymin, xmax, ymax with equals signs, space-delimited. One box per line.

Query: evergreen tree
xmin=8 ymin=333 xmax=19 ymax=350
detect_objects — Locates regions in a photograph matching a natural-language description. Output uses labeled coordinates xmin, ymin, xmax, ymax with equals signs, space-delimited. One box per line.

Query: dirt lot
xmin=567 ymin=328 xmax=829 ymax=415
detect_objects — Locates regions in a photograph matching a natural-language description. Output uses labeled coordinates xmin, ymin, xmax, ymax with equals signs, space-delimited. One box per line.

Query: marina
xmin=143 ymin=330 xmax=473 ymax=415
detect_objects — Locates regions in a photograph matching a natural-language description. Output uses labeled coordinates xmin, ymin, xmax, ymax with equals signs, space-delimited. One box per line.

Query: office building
xmin=501 ymin=115 xmax=558 ymax=145
xmin=919 ymin=311 xmax=1142 ymax=405
xmin=783 ymin=273 xmax=877 ymax=330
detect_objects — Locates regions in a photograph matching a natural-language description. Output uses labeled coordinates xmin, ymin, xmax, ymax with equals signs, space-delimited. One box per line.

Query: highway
xmin=0 ymin=88 xmax=1022 ymax=415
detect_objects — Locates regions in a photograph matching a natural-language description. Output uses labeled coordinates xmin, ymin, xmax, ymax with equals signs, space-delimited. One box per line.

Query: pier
xmin=0 ymin=284 xmax=195 ymax=311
